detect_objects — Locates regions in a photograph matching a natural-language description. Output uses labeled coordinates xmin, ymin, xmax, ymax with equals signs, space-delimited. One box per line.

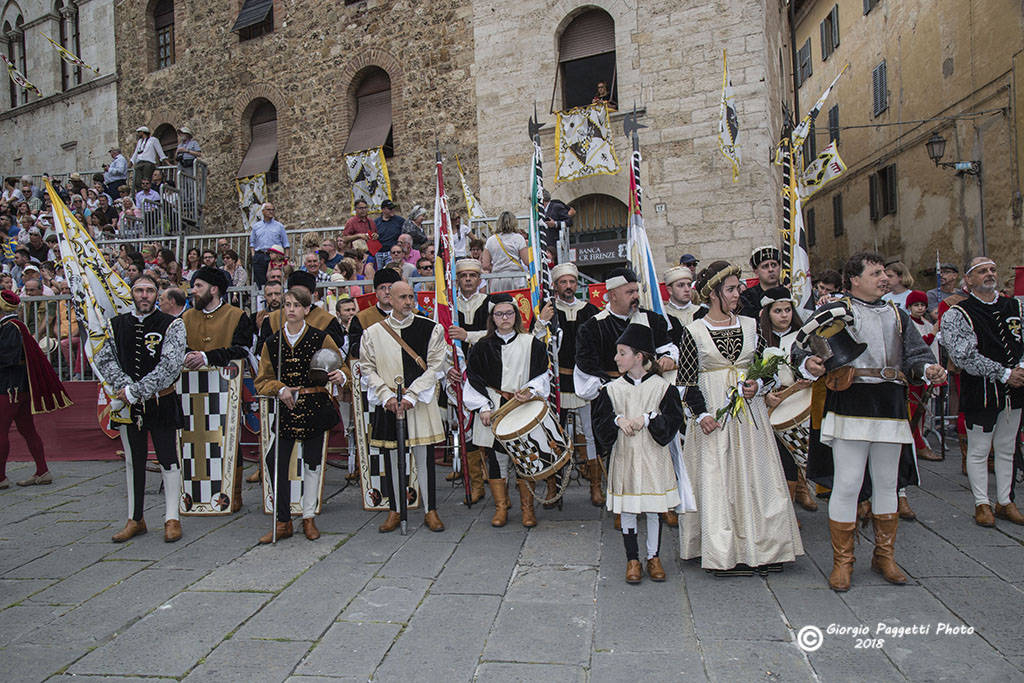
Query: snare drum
xmin=768 ymin=386 xmax=812 ymax=468
xmin=491 ymin=398 xmax=572 ymax=481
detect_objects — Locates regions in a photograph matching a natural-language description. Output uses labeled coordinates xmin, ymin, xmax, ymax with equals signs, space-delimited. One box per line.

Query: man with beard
xmin=258 ymin=271 xmax=345 ymax=348
xmin=738 ymin=246 xmax=781 ymax=318
xmin=357 ymin=268 xmax=401 ymax=332
xmin=535 ymin=262 xmax=603 ymax=507
xmin=181 ymin=267 xmax=255 ymax=511
xmin=94 ymin=275 xmax=187 ymax=542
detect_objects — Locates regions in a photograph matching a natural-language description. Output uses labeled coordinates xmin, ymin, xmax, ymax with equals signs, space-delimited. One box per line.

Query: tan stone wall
xmin=114 ymin=0 xmax=479 ymax=235
xmin=472 ymin=0 xmax=787 ymax=278
xmin=793 ymin=0 xmax=1024 ymax=279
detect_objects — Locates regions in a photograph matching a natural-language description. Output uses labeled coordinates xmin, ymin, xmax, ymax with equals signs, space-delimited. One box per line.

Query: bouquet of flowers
xmin=713 ymin=348 xmax=790 ymax=428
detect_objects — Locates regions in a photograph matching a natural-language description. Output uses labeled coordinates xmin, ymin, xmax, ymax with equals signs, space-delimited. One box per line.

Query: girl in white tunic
xmin=678 ymin=261 xmax=803 ymax=576
xmin=592 ymin=324 xmax=694 ymax=584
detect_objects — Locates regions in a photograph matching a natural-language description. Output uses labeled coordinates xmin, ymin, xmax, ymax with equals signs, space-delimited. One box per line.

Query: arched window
xmin=56 ymin=1 xmax=82 ymax=90
xmin=238 ymin=99 xmax=278 ymax=183
xmin=558 ymin=9 xmax=617 ymax=111
xmin=344 ymin=67 xmax=393 ymax=157
xmin=153 ymin=0 xmax=174 ymax=70
xmin=569 ymin=194 xmax=628 ymax=234
xmin=4 ymin=12 xmax=26 ymax=108
xmin=153 ymin=123 xmax=177 ymax=160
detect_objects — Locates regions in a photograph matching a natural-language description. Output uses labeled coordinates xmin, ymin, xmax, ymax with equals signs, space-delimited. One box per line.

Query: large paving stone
xmin=338 ymin=576 xmax=432 ymax=624
xmin=961 ymin=543 xmax=1024 ymax=583
xmin=2 ymin=539 xmax=118 ymax=579
xmin=505 ymin=564 xmax=597 ymax=604
xmin=0 ymin=577 xmax=54 ymax=609
xmin=683 ymin=568 xmax=791 ymax=641
xmin=0 ymin=604 xmax=68 ymax=647
xmin=0 ymin=643 xmax=94 ymax=683
xmin=190 ymin=537 xmax=338 ymax=593
xmin=890 ymin=524 xmax=993 ymax=578
xmin=182 ymin=637 xmax=312 ymax=682
xmin=69 ymin=591 xmax=269 ymax=677
xmin=921 ymin=576 xmax=1024 ymax=655
xmin=590 ymin=651 xmax=704 ymax=682
xmin=517 ymin=520 xmax=601 ymax=566
xmin=373 ymin=594 xmax=501 ymax=682
xmin=377 ymin=534 xmax=457 ymax=579
xmin=27 ymin=559 xmax=147 ymax=606
xmin=701 ymin=639 xmax=813 ymax=680
xmin=432 ymin=521 xmax=527 ymax=595
xmin=482 ymin=601 xmax=595 ymax=666
xmin=294 ymin=621 xmax=402 ymax=679
xmin=475 ymin=662 xmax=586 ymax=681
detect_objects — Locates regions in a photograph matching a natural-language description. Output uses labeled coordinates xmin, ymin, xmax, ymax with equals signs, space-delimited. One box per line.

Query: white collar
xmin=608 ymin=308 xmax=631 ymax=321
xmin=666 ymin=299 xmax=694 ymax=311
xmin=132 ymin=307 xmax=155 ymax=321
xmin=497 ymin=330 xmax=516 ymax=342
xmin=388 ymin=312 xmax=414 ymax=328
xmin=284 ymin=322 xmax=306 ymax=344
xmin=202 ymin=300 xmax=224 ymax=315
xmin=970 ymin=291 xmax=999 ymax=305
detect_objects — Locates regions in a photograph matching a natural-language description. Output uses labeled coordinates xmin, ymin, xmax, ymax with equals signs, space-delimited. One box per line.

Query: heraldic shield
xmin=176 ymin=361 xmax=243 ymax=515
xmin=352 ymin=363 xmax=421 ymax=511
xmin=258 ymin=397 xmax=328 ymax=516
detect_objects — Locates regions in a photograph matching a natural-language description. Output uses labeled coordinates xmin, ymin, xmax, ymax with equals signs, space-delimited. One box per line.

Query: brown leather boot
xmin=587 ymin=459 xmax=605 ymax=507
xmin=302 ymin=518 xmax=320 ymax=540
xmin=468 ymin=450 xmax=486 ymax=504
xmin=857 ymin=499 xmax=872 ymax=528
xmin=445 ymin=469 xmax=462 ymax=482
xmin=542 ymin=475 xmax=558 ymax=509
xmin=112 ymin=519 xmax=147 ymax=543
xmin=795 ymin=471 xmax=818 ymax=511
xmin=917 ymin=445 xmax=942 ymax=461
xmin=870 ymin=513 xmax=907 ymax=585
xmin=625 ymin=559 xmax=643 ymax=584
xmin=974 ymin=503 xmax=996 ymax=527
xmin=163 ymin=519 xmax=182 ymax=543
xmin=646 ymin=556 xmax=666 ymax=581
xmin=828 ymin=519 xmax=856 ymax=592
xmin=517 ymin=479 xmax=537 ymax=528
xmin=994 ymin=502 xmax=1024 ymax=526
xmin=489 ymin=479 xmax=509 ymax=527
xmin=246 ymin=467 xmax=261 ymax=483
xmin=897 ymin=496 xmax=916 ymax=521
xmin=614 ymin=513 xmax=621 ymax=531
xmin=259 ymin=521 xmax=293 ymax=544
xmin=788 ymin=481 xmax=802 ymax=529
xmin=230 ymin=464 xmax=243 ymax=513
xmin=661 ymin=510 xmax=678 ymax=528
xmin=378 ymin=511 xmax=401 ymax=533
xmin=424 ymin=509 xmax=445 ymax=532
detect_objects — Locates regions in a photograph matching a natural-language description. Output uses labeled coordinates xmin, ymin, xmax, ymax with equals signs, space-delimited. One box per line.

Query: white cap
xmin=455 ymin=258 xmax=482 ymax=274
xmin=664 ymin=265 xmax=693 ymax=286
xmin=550 ymin=262 xmax=579 ymax=282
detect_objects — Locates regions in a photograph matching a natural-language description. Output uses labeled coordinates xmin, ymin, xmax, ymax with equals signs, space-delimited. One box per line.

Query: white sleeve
xmin=573 ymin=366 xmax=602 ymax=401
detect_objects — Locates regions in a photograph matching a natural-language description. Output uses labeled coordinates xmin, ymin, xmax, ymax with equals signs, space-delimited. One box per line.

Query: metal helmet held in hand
xmin=309 ymin=348 xmax=343 ymax=386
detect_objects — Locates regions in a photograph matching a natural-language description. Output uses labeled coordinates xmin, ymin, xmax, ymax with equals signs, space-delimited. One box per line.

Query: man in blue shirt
xmin=249 ymin=203 xmax=289 ymax=287
xmin=374 ymin=199 xmax=404 ymax=269
xmin=104 ymin=148 xmax=129 ymax=198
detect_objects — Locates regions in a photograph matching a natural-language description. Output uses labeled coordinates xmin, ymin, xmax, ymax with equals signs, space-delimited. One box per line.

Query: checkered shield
xmin=176 ymin=362 xmax=242 ymax=515
xmin=258 ymin=397 xmax=329 ymax=516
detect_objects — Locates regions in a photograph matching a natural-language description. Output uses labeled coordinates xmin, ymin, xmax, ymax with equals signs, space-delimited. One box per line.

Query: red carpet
xmin=9 ymin=382 xmax=121 ymax=462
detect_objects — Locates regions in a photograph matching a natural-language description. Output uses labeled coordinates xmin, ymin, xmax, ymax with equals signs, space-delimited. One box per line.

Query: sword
xmin=271 ymin=281 xmax=288 ymax=544
xmin=394 ymin=375 xmax=408 ymax=535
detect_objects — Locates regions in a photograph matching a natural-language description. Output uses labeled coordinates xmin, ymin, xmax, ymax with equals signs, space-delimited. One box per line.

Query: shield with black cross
xmin=176 ymin=361 xmax=243 ymax=515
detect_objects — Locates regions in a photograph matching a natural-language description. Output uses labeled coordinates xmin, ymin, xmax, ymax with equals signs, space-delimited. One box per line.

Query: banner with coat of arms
xmin=236 ymin=173 xmax=267 ymax=235
xmin=345 ymin=147 xmax=392 ymax=212
xmin=554 ymin=103 xmax=619 ymax=182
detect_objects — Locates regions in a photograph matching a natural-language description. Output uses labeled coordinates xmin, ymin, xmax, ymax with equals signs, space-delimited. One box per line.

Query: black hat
xmin=615 ymin=324 xmax=655 ymax=356
xmin=487 ymin=292 xmax=516 ymax=313
xmin=287 ymin=270 xmax=317 ymax=293
xmin=794 ymin=302 xmax=867 ymax=372
xmin=604 ymin=267 xmax=638 ymax=290
xmin=372 ymin=267 xmax=402 ymax=289
xmin=759 ymin=286 xmax=795 ymax=309
xmin=750 ymin=245 xmax=781 ymax=269
xmin=191 ymin=266 xmax=230 ymax=296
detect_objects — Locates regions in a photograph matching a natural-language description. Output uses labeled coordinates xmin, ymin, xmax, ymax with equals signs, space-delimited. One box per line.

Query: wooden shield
xmin=352 ymin=363 xmax=421 ymax=511
xmin=258 ymin=397 xmax=329 ymax=516
xmin=176 ymin=362 xmax=242 ymax=516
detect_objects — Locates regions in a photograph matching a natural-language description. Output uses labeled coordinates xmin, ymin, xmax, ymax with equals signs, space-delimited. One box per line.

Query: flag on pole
xmin=344 ymin=147 xmax=392 ymax=212
xmin=626 ymin=148 xmax=667 ymax=318
xmin=554 ymin=103 xmax=619 ymax=182
xmin=236 ymin=173 xmax=267 ymax=233
xmin=433 ymin=161 xmax=455 ymax=336
xmin=456 ymin=155 xmax=490 ymax=234
xmin=718 ymin=50 xmax=741 ymax=182
xmin=797 ymin=140 xmax=847 ymax=200
xmin=44 ymin=179 xmax=133 ymax=424
xmin=1 ymin=55 xmax=42 ymax=99
xmin=791 ymin=65 xmax=849 ymax=149
xmin=44 ymin=35 xmax=100 ymax=75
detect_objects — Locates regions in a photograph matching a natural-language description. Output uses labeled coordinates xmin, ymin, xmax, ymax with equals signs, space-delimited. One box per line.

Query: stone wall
xmin=114 ymin=0 xmax=480 ymax=236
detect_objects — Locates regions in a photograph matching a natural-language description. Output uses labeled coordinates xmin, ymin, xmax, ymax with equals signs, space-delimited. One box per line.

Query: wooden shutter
xmin=344 ymin=90 xmax=392 ymax=154
xmin=559 ymin=10 xmax=615 ymax=62
xmin=237 ymin=120 xmax=277 ymax=178
xmin=820 ymin=20 xmax=828 ymax=60
xmin=828 ymin=105 xmax=839 ymax=142
xmin=231 ymin=0 xmax=273 ymax=33
xmin=885 ymin=165 xmax=897 ymax=215
xmin=869 ymin=173 xmax=879 ymax=221
xmin=873 ymin=60 xmax=887 ymax=116
xmin=863 ymin=0 xmax=875 ymax=15
xmin=831 ymin=6 xmax=840 ymax=49
xmin=806 ymin=207 xmax=816 ymax=247
xmin=833 ymin=193 xmax=844 ymax=236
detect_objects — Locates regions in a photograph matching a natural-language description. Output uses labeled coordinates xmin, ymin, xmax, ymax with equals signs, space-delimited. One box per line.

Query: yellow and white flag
xmin=718 ymin=50 xmax=741 ymax=182
xmin=344 ymin=147 xmax=392 ymax=212
xmin=798 ymin=140 xmax=847 ymax=200
xmin=456 ymin=155 xmax=490 ymax=233
xmin=45 ymin=180 xmax=133 ymax=423
xmin=236 ymin=173 xmax=267 ymax=233
xmin=44 ymin=35 xmax=100 ymax=75
xmin=1 ymin=55 xmax=42 ymax=98
xmin=555 ymin=103 xmax=619 ymax=182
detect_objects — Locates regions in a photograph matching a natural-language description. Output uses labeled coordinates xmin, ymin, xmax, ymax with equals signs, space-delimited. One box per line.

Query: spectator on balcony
xmin=0 ymin=216 xmax=13 ymax=239
xmin=85 ymin=188 xmax=100 ymax=213
xmin=21 ymin=176 xmax=43 ymax=207
xmin=92 ymin=193 xmax=119 ymax=227
xmin=67 ymin=173 xmax=87 ymax=196
xmin=130 ymin=126 xmax=168 ymax=191
xmin=481 ymin=211 xmax=529 ymax=293
xmin=134 ymin=179 xmax=160 ymax=214
xmin=303 ymin=251 xmax=332 ymax=283
xmin=117 ymin=197 xmax=141 ymax=234
xmin=10 ymin=249 xmax=30 ymax=288
xmin=415 ymin=258 xmax=434 ymax=293
xmin=0 ymin=273 xmax=12 ymax=291
xmin=124 ymin=260 xmax=143 ymax=284
xmin=223 ymin=249 xmax=247 ymax=287
xmin=43 ymin=232 xmax=59 ymax=262
xmin=250 ymin=203 xmax=289 ymax=288
xmin=25 ymin=229 xmax=49 ymax=263
xmin=341 ymin=199 xmax=376 ymax=248
xmin=351 ymin=239 xmax=376 ymax=282
xmin=201 ymin=249 xmax=218 ymax=270
xmin=374 ymin=200 xmax=404 ymax=269
xmin=175 ymin=127 xmax=202 ymax=170
xmin=321 ymin=238 xmax=343 ymax=270
xmin=215 ymin=238 xmax=230 ymax=266
xmin=104 ymin=147 xmax=129 ymax=197
xmin=54 ymin=279 xmax=83 ymax=378
xmin=591 ymin=80 xmax=617 ymax=110
xmin=69 ymin=194 xmax=87 ymax=218
xmin=397 ymin=233 xmax=420 ymax=266
xmin=335 ymin=258 xmax=364 ymax=297
xmin=401 ymin=205 xmax=429 ymax=249
xmin=387 ymin=244 xmax=416 ymax=280
xmin=182 ymin=247 xmax=201 ymax=283
xmin=468 ymin=236 xmax=485 ymax=262
xmin=151 ymin=169 xmax=172 ymax=194
xmin=2 ymin=177 xmax=23 ymax=204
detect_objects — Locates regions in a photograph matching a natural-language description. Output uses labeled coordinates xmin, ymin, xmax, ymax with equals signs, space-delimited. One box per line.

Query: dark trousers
xmin=124 ymin=423 xmax=177 ymax=521
xmin=133 ymin=162 xmax=156 ymax=191
xmin=0 ymin=394 xmax=46 ymax=479
xmin=265 ymin=432 xmax=325 ymax=522
xmin=381 ymin=445 xmax=436 ymax=512
xmin=252 ymin=251 xmax=270 ymax=288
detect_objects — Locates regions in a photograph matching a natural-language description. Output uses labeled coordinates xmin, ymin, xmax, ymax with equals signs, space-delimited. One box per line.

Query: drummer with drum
xmin=463 ymin=293 xmax=552 ymax=528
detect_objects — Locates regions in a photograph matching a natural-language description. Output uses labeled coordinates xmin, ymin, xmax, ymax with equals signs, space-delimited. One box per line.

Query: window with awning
xmin=559 ymin=9 xmax=617 ymax=110
xmin=344 ymin=67 xmax=393 ymax=156
xmin=238 ymin=100 xmax=278 ymax=182
xmin=232 ymin=0 xmax=273 ymax=41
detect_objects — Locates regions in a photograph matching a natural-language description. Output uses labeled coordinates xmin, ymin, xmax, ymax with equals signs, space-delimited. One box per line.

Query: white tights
xmin=966 ymin=409 xmax=1020 ymax=506
xmin=620 ymin=512 xmax=661 ymax=559
xmin=828 ymin=439 xmax=901 ymax=523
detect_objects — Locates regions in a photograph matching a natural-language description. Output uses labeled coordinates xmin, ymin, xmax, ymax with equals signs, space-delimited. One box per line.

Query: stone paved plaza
xmin=1 ymin=449 xmax=1022 ymax=682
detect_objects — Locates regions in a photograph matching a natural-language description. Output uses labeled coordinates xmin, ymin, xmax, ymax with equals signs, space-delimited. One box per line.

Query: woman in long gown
xmin=678 ymin=261 xmax=803 ymax=576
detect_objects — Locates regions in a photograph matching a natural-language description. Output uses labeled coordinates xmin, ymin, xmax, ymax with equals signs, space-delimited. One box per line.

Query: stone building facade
xmin=115 ymin=0 xmax=788 ymax=276
xmin=0 ymin=0 xmax=117 ymax=174
xmin=792 ymin=0 xmax=1024 ymax=280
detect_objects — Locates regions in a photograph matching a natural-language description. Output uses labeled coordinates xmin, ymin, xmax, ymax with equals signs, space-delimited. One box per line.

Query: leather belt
xmin=852 ymin=367 xmax=908 ymax=384
xmin=558 ymin=367 xmax=573 ymax=375
xmin=158 ymin=386 xmax=175 ymax=398
xmin=297 ymin=387 xmax=329 ymax=396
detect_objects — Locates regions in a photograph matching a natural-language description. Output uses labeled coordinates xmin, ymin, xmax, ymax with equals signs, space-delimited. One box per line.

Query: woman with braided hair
xmin=677 ymin=261 xmax=803 ymax=576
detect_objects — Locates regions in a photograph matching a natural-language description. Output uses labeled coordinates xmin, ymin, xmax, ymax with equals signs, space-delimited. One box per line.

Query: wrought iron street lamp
xmin=925 ymin=132 xmax=985 ymax=254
